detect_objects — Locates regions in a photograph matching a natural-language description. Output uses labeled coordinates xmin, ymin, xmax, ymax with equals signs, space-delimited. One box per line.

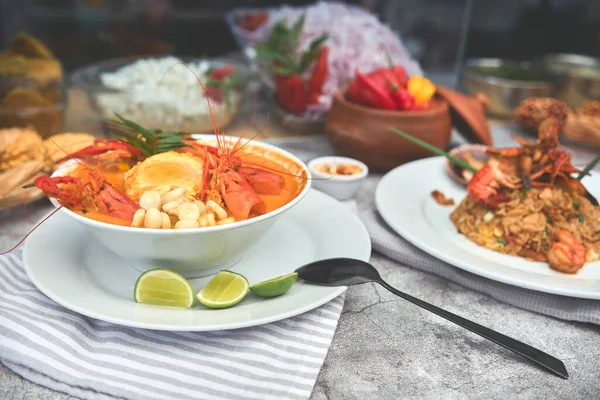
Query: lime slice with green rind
xmin=196 ymin=270 xmax=249 ymax=309
xmin=250 ymin=272 xmax=298 ymax=298
xmin=134 ymin=269 xmax=195 ymax=308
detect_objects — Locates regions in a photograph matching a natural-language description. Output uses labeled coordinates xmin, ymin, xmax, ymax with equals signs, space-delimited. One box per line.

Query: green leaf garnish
xmin=387 ymin=127 xmax=477 ymax=173
xmin=254 ymin=13 xmax=327 ymax=76
xmin=299 ymin=34 xmax=328 ymax=71
xmin=289 ymin=14 xmax=306 ymax=51
xmin=269 ymin=65 xmax=298 ymax=76
xmin=255 ymin=50 xmax=297 ymax=69
xmin=108 ymin=112 xmax=191 ymax=157
xmin=546 ymin=217 xmax=553 ymax=224
xmin=498 ymin=238 xmax=508 ymax=246
xmin=573 ymin=203 xmax=580 ymax=210
xmin=578 ymin=213 xmax=585 ymax=223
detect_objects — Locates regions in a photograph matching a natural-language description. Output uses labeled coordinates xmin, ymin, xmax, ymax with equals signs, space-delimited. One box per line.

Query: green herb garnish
xmin=498 ymin=238 xmax=508 ymax=246
xmin=518 ymin=188 xmax=526 ymax=197
xmin=108 ymin=112 xmax=191 ymax=157
xmin=573 ymin=203 xmax=580 ymax=210
xmin=596 ymin=230 xmax=600 ymax=235
xmin=546 ymin=217 xmax=553 ymax=224
xmin=254 ymin=13 xmax=328 ymax=75
xmin=577 ymin=156 xmax=600 ymax=181
xmin=387 ymin=127 xmax=478 ymax=173
xmin=578 ymin=213 xmax=585 ymax=223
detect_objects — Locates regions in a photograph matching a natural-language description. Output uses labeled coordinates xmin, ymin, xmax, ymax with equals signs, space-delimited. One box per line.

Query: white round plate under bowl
xmin=375 ymin=156 xmax=600 ymax=299
xmin=23 ymin=190 xmax=371 ymax=331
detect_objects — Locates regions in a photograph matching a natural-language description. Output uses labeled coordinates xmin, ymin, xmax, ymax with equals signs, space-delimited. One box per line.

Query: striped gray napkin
xmin=360 ymin=209 xmax=600 ymax=325
xmin=0 ymin=249 xmax=345 ymax=400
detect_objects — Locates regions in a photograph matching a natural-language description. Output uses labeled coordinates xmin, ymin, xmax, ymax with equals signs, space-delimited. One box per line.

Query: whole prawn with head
xmin=468 ymin=118 xmax=582 ymax=208
xmin=32 ymin=159 xmax=140 ymax=223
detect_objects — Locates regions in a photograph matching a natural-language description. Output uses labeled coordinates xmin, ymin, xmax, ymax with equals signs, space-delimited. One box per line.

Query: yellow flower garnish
xmin=407 ymin=76 xmax=436 ymax=105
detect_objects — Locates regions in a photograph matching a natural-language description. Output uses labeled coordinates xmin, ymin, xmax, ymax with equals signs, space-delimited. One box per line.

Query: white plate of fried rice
xmin=376 ymin=156 xmax=600 ymax=299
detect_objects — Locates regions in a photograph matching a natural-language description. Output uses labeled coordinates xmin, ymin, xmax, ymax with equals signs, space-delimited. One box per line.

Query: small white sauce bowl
xmin=308 ymin=156 xmax=368 ymax=201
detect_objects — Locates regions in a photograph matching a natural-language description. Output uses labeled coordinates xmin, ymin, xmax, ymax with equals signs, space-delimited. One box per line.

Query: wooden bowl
xmin=324 ymin=87 xmax=452 ymax=171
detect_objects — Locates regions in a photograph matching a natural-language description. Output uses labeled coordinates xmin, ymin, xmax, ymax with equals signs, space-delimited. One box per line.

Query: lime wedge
xmin=196 ymin=271 xmax=249 ymax=309
xmin=250 ymin=272 xmax=298 ymax=298
xmin=134 ymin=269 xmax=195 ymax=308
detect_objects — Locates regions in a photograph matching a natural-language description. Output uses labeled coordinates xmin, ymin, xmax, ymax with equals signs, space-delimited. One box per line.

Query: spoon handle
xmin=377 ymin=280 xmax=568 ymax=379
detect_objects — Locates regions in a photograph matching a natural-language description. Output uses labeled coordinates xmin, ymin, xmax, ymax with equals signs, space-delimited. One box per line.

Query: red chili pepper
xmin=390 ymin=66 xmax=408 ymax=87
xmin=399 ymin=87 xmax=416 ymax=111
xmin=275 ymin=73 xmax=307 ymax=114
xmin=412 ymin=99 xmax=432 ymax=111
xmin=388 ymin=85 xmax=415 ymax=111
xmin=209 ymin=65 xmax=236 ymax=81
xmin=366 ymin=66 xmax=408 ymax=91
xmin=353 ymin=70 xmax=396 ymax=110
xmin=346 ymin=79 xmax=364 ymax=105
xmin=307 ymin=46 xmax=329 ymax=104
xmin=274 ymin=74 xmax=287 ymax=105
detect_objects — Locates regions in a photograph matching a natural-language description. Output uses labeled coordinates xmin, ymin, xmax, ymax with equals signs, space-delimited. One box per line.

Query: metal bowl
xmin=542 ymin=53 xmax=600 ymax=109
xmin=462 ymin=58 xmax=558 ymax=117
xmin=542 ymin=53 xmax=600 ymax=74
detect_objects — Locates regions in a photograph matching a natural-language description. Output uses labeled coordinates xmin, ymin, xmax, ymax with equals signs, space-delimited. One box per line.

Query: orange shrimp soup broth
xmin=240 ymin=143 xmax=308 ymax=213
xmin=62 ymin=142 xmax=307 ymax=225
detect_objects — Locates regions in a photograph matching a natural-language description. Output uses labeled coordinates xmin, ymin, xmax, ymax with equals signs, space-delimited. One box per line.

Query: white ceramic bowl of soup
xmin=49 ymin=134 xmax=311 ymax=278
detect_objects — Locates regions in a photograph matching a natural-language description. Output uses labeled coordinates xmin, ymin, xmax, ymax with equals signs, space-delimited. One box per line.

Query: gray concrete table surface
xmin=2 ymin=177 xmax=600 ymax=400
xmin=2 ymin=127 xmax=600 ymax=399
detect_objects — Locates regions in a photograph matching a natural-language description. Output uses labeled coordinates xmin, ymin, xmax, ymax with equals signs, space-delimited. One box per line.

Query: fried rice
xmin=450 ymin=187 xmax=600 ymax=264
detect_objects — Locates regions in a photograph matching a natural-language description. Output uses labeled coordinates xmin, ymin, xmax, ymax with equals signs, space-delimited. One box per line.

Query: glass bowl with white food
xmin=70 ymin=56 xmax=248 ymax=133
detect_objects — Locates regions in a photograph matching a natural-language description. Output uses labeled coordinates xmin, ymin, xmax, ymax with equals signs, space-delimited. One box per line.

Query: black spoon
xmin=295 ymin=258 xmax=568 ymax=379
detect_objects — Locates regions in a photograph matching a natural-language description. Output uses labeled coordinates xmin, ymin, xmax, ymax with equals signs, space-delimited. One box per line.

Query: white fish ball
xmin=144 ymin=208 xmax=163 ymax=229
xmin=161 ymin=187 xmax=188 ymax=204
xmin=162 ymin=196 xmax=186 ymax=213
xmin=131 ymin=209 xmax=145 ymax=228
xmin=206 ymin=200 xmax=227 ymax=220
xmin=194 ymin=200 xmax=207 ymax=215
xmin=175 ymin=220 xmax=200 ymax=229
xmin=160 ymin=212 xmax=171 ymax=229
xmin=139 ymin=191 xmax=161 ymax=210
xmin=178 ymin=203 xmax=200 ymax=222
